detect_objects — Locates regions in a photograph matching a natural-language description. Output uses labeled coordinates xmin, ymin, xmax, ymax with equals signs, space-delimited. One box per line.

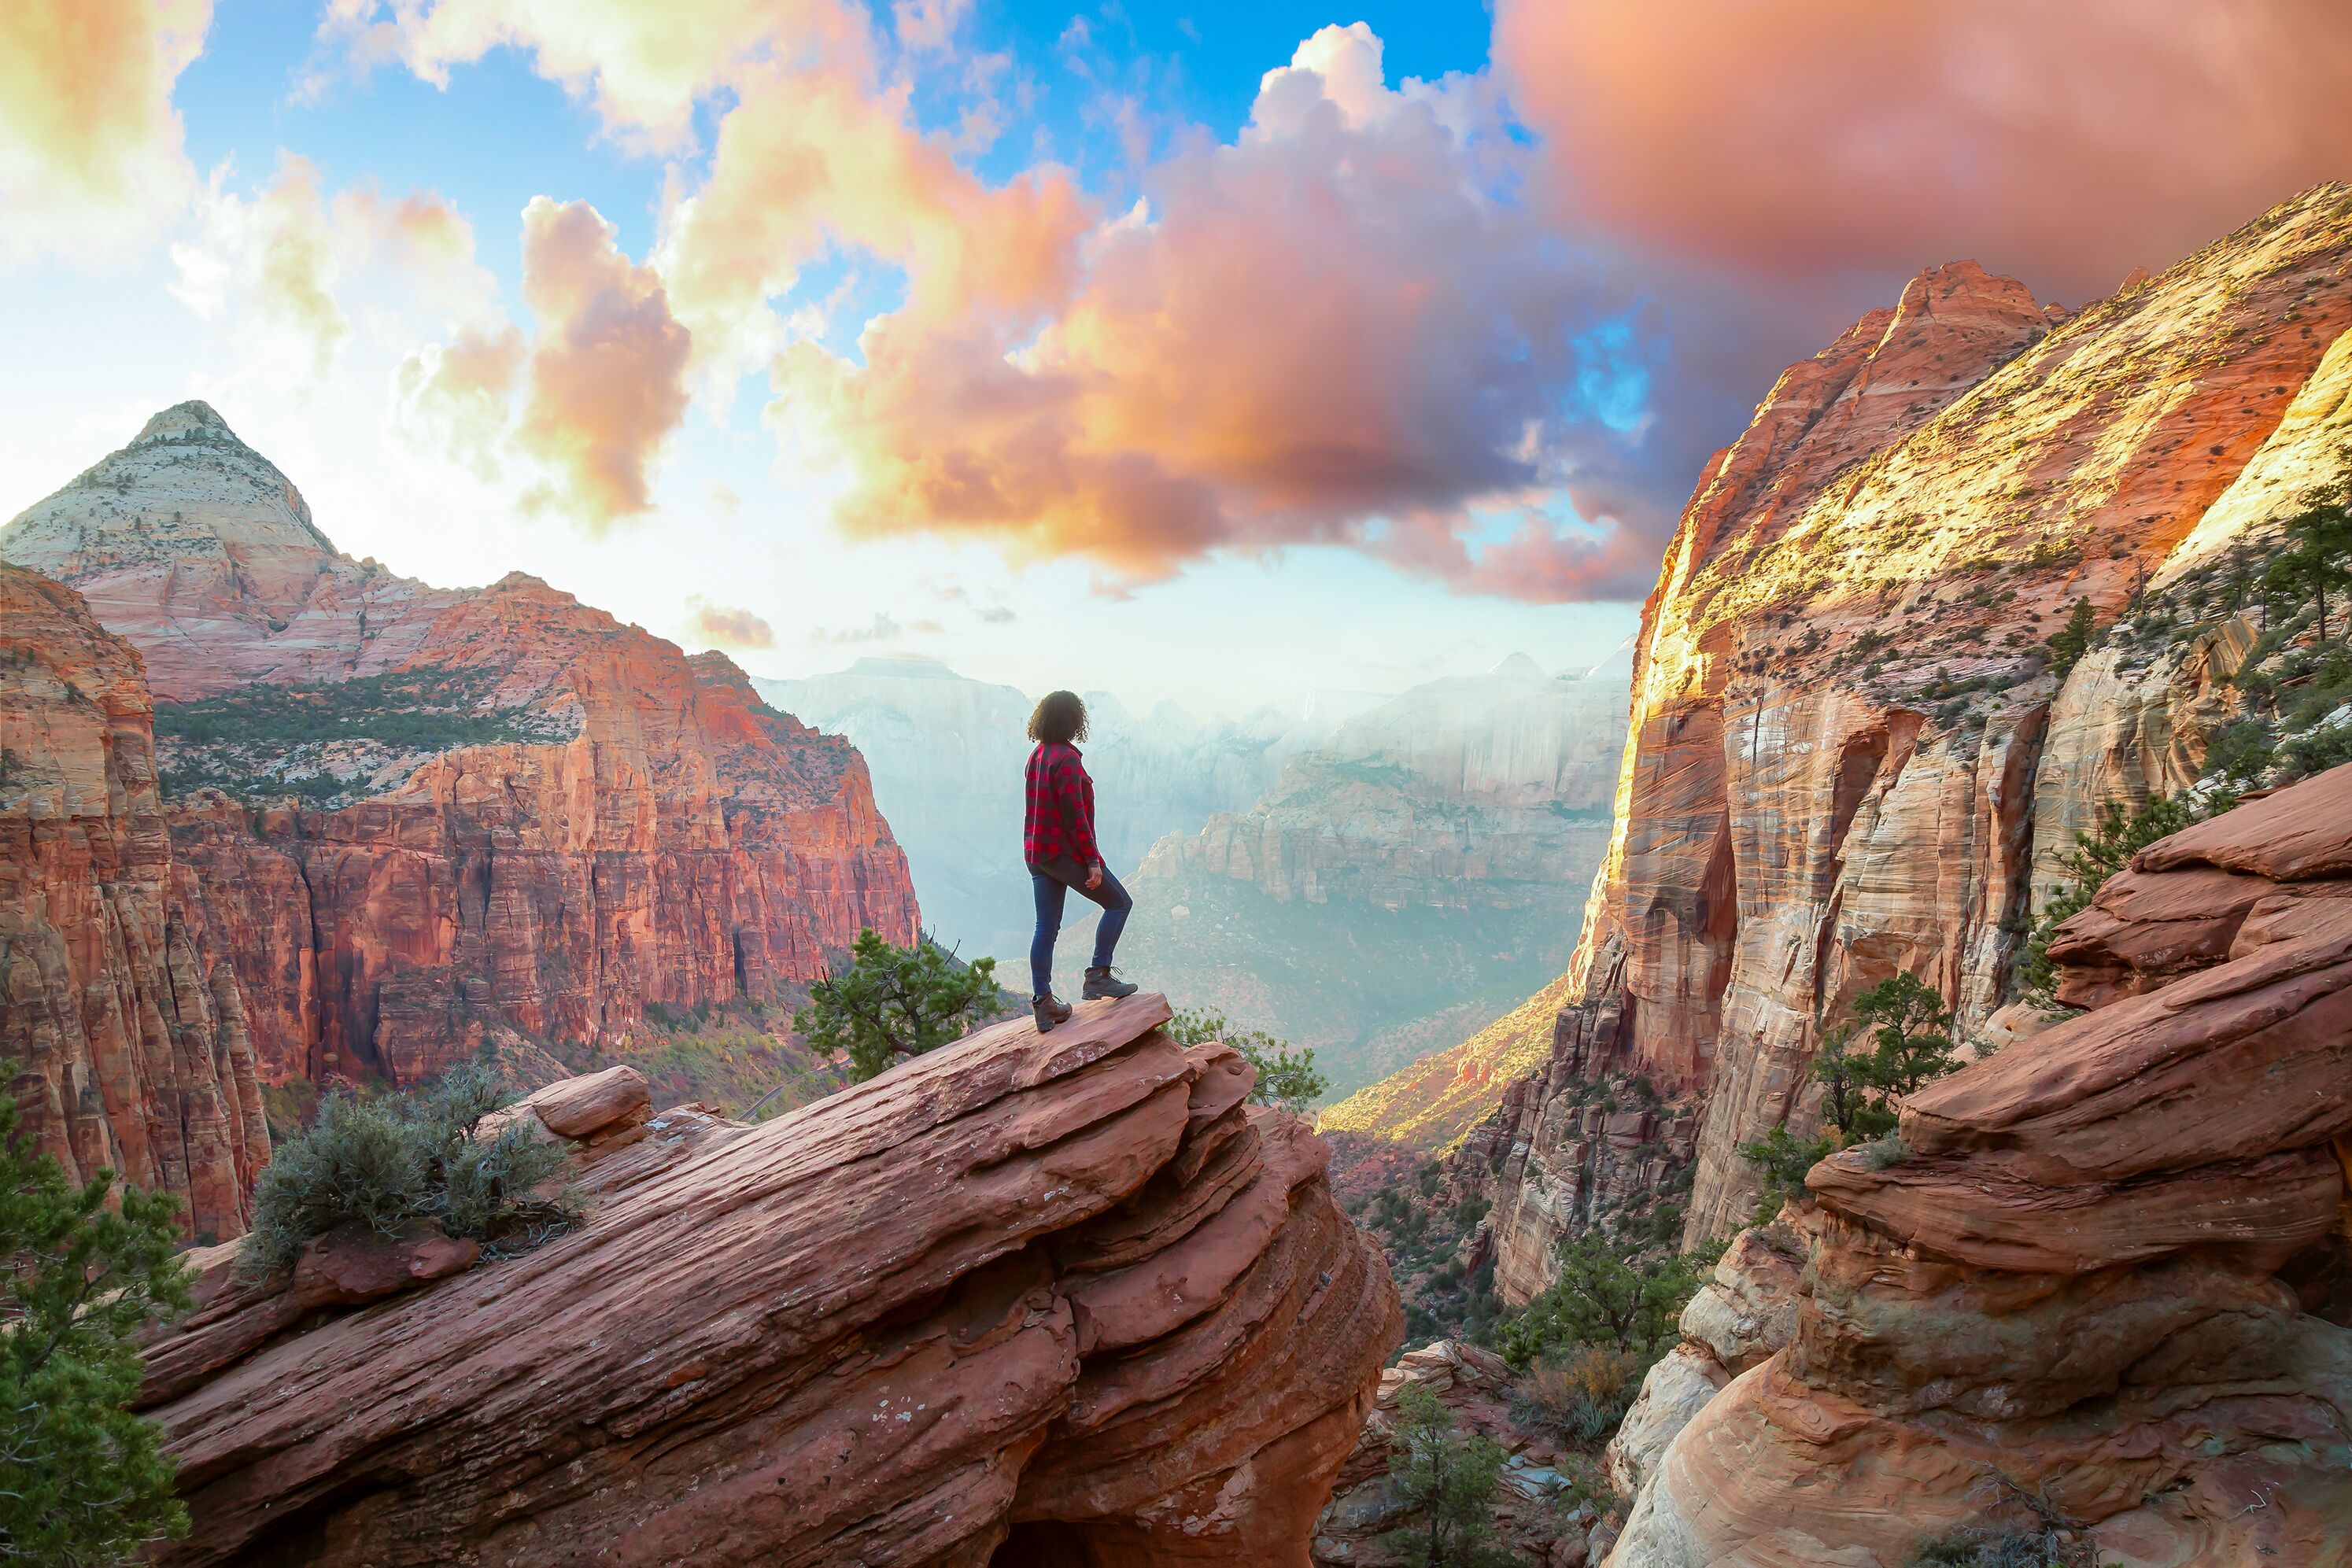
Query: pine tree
xmin=794 ymin=930 xmax=1010 ymax=1082
xmin=1 ymin=1077 xmax=194 ymax=1562
xmin=2046 ymin=598 xmax=2098 ymax=678
xmin=1379 ymin=1386 xmax=1518 ymax=1568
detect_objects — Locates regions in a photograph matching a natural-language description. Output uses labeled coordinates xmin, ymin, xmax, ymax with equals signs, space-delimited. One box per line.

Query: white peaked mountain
xmin=751 ymin=657 xmax=1383 ymax=963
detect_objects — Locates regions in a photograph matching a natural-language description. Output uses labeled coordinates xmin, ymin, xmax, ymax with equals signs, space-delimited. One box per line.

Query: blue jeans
xmin=1029 ymin=858 xmax=1132 ymax=998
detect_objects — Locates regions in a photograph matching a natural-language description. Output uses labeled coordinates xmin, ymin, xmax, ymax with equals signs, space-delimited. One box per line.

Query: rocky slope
xmin=754 ymin=657 xmax=1373 ymax=961
xmin=1609 ymin=762 xmax=2352 ymax=1566
xmin=0 ymin=566 xmax=271 ymax=1243
xmin=1440 ymin=184 xmax=2352 ymax=1293
xmin=1124 ymin=653 xmax=1631 ymax=1098
xmin=0 ymin=406 xmax=918 ymax=1232
xmin=138 ymin=993 xmax=1403 ymax=1566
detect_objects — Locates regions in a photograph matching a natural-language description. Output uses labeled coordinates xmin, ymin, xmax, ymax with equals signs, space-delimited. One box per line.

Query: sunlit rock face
xmin=1128 ymin=651 xmax=1632 ymax=1100
xmin=1612 ymin=762 xmax=2352 ymax=1568
xmin=755 ymin=658 xmax=1370 ymax=961
xmin=1 ymin=408 xmax=919 ymax=1226
xmin=1443 ymin=185 xmax=2352 ymax=1287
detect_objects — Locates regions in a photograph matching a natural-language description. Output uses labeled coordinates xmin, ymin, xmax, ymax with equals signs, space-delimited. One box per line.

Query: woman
xmin=1023 ymin=689 xmax=1139 ymax=1031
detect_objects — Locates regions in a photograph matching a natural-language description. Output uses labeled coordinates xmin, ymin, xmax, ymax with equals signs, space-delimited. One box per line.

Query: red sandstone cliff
xmin=0 ymin=566 xmax=270 ymax=1242
xmin=0 ymin=405 xmax=919 ymax=1235
xmin=1607 ymin=762 xmax=2352 ymax=1566
xmin=1448 ymin=185 xmax=2352 ymax=1298
xmin=137 ymin=994 xmax=1402 ymax=1566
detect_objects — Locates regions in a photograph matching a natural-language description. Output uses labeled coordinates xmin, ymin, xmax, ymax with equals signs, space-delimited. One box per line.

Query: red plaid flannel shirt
xmin=1024 ymin=741 xmax=1099 ymax=869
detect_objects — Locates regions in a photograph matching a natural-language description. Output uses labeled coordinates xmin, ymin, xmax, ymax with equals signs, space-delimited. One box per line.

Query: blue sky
xmin=5 ymin=1 xmax=2333 ymax=714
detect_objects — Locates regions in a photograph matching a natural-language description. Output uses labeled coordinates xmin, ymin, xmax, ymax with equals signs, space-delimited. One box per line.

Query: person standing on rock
xmin=1024 ymin=690 xmax=1139 ymax=1031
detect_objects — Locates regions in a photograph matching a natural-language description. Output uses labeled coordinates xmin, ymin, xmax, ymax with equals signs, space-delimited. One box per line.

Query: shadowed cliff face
xmin=1434 ymin=183 xmax=2352 ymax=1300
xmin=0 ymin=409 xmax=920 ymax=1235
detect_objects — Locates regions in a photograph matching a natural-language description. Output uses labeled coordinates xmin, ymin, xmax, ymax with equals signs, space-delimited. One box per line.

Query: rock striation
xmin=0 ymin=565 xmax=271 ymax=1242
xmin=0 ymin=406 xmax=919 ymax=1182
xmin=138 ymin=994 xmax=1402 ymax=1566
xmin=1424 ymin=185 xmax=2352 ymax=1292
xmin=1608 ymin=763 xmax=2352 ymax=1566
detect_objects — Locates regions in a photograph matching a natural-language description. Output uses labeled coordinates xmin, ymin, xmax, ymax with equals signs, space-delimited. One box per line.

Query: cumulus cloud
xmin=1494 ymin=0 xmax=2352 ymax=301
xmin=0 ymin=0 xmax=212 ymax=259
xmin=311 ymin=0 xmax=868 ymax=153
xmin=397 ymin=197 xmax=692 ymax=529
xmin=769 ymin=24 xmax=1641 ymax=597
xmin=686 ymin=596 xmax=776 ymax=649
xmin=815 ymin=611 xmax=942 ymax=643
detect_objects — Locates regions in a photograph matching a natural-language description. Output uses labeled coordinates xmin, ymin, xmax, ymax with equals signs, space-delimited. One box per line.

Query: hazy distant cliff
xmin=0 ymin=405 xmax=918 ymax=1234
xmin=1123 ymin=651 xmax=1631 ymax=1098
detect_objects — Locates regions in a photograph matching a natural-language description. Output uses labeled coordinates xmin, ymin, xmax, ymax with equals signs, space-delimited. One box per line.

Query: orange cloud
xmin=687 ymin=596 xmax=776 ymax=649
xmin=515 ymin=197 xmax=693 ymax=527
xmin=1494 ymin=0 xmax=2352 ymax=300
xmin=0 ymin=0 xmax=211 ymax=258
xmin=770 ymin=24 xmax=1615 ymax=594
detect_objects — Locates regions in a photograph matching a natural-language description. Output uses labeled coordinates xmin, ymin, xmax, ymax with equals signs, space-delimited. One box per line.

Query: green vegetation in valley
xmin=1740 ymin=972 xmax=1962 ymax=1218
xmin=243 ymin=1062 xmax=573 ymax=1274
xmin=1 ymin=1072 xmax=193 ymax=1562
xmin=2010 ymin=792 xmax=2228 ymax=1013
xmin=793 ymin=929 xmax=1010 ymax=1083
xmin=1379 ymin=1385 xmax=1519 ymax=1568
xmin=1165 ymin=1004 xmax=1327 ymax=1112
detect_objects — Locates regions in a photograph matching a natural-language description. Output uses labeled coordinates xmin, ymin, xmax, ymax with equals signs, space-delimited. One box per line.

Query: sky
xmin=3 ymin=2 xmax=2348 ymax=716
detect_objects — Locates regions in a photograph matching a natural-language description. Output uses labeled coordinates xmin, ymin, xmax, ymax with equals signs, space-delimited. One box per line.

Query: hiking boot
xmin=1032 ymin=994 xmax=1073 ymax=1033
xmin=1082 ymin=966 xmax=1139 ymax=1001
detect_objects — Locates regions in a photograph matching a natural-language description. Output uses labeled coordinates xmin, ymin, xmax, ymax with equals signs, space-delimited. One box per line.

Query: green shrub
xmin=1495 ymin=1234 xmax=1722 ymax=1368
xmin=2046 ymin=598 xmax=2099 ymax=679
xmin=793 ymin=929 xmax=1009 ymax=1083
xmin=1509 ymin=1345 xmax=1647 ymax=1450
xmin=2280 ymin=721 xmax=2352 ymax=779
xmin=2 ymin=1070 xmax=194 ymax=1562
xmin=2014 ymin=792 xmax=2223 ymax=1010
xmin=2204 ymin=718 xmax=2274 ymax=785
xmin=1166 ymin=1004 xmax=1327 ymax=1113
xmin=244 ymin=1062 xmax=571 ymax=1274
xmin=1907 ymin=1523 xmax=2099 ymax=1567
xmin=1379 ymin=1385 xmax=1519 ymax=1568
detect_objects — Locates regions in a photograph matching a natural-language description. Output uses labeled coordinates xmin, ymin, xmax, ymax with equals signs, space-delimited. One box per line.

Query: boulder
xmin=138 ymin=993 xmax=1401 ymax=1566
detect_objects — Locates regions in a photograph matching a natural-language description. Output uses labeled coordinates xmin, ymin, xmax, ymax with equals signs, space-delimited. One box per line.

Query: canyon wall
xmin=1453 ymin=184 xmax=2352 ymax=1297
xmin=1612 ymin=762 xmax=2352 ymax=1566
xmin=0 ymin=566 xmax=270 ymax=1242
xmin=0 ymin=404 xmax=919 ymax=1233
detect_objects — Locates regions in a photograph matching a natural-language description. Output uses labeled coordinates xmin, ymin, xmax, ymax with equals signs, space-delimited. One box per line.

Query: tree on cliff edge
xmin=1 ymin=1077 xmax=193 ymax=1562
xmin=796 ymin=930 xmax=1010 ymax=1083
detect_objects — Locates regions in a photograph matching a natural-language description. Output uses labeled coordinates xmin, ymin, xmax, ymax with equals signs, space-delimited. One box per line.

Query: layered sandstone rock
xmin=1608 ymin=765 xmax=2352 ymax=1566
xmin=1 ymin=406 xmax=919 ymax=1120
xmin=1431 ymin=185 xmax=2352 ymax=1290
xmin=138 ymin=994 xmax=1401 ymax=1567
xmin=0 ymin=565 xmax=268 ymax=1241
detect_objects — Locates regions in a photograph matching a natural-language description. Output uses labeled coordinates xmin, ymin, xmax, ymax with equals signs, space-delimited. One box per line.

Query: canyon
xmin=0 ymin=403 xmax=918 ymax=1238
xmin=1126 ymin=650 xmax=1631 ymax=1099
xmin=1387 ymin=183 xmax=2352 ymax=1308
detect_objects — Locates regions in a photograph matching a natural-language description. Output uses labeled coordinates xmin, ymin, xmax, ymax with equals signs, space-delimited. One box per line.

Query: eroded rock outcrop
xmin=138 ymin=994 xmax=1402 ymax=1566
xmin=0 ymin=565 xmax=269 ymax=1241
xmin=0 ymin=404 xmax=919 ymax=1131
xmin=1431 ymin=185 xmax=2352 ymax=1292
xmin=1608 ymin=765 xmax=2352 ymax=1566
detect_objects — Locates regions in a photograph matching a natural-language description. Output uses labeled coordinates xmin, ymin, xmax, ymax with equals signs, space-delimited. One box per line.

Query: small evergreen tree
xmin=1495 ymin=1235 xmax=1719 ymax=1367
xmin=2014 ymin=793 xmax=2217 ymax=1010
xmin=794 ymin=930 xmax=1009 ymax=1083
xmin=2045 ymin=598 xmax=2098 ymax=678
xmin=2265 ymin=488 xmax=2352 ymax=641
xmin=1379 ymin=1385 xmax=1517 ymax=1568
xmin=1 ymin=1075 xmax=194 ymax=1562
xmin=1165 ymin=1005 xmax=1327 ymax=1112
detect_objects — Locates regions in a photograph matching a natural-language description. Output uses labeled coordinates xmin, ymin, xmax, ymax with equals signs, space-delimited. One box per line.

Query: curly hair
xmin=1027 ymin=689 xmax=1088 ymax=745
